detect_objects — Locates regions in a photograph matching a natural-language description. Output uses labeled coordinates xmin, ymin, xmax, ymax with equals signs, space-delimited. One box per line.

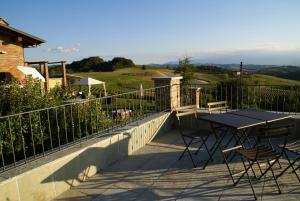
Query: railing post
xmin=152 ymin=76 xmax=183 ymax=111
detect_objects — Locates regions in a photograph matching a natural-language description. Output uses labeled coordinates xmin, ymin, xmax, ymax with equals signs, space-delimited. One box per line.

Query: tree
xmin=174 ymin=56 xmax=195 ymax=86
xmin=110 ymin=57 xmax=135 ymax=69
xmin=67 ymin=56 xmax=135 ymax=72
xmin=67 ymin=56 xmax=105 ymax=72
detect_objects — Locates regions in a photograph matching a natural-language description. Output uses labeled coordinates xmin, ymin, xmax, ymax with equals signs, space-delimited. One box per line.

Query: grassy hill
xmin=72 ymin=67 xmax=175 ymax=93
xmin=256 ymin=66 xmax=300 ymax=81
xmin=71 ymin=66 xmax=300 ymax=94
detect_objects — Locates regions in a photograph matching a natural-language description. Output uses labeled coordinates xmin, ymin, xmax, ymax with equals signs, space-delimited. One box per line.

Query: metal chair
xmin=222 ymin=125 xmax=291 ymax=200
xmin=276 ymin=137 xmax=300 ymax=182
xmin=175 ymin=105 xmax=213 ymax=168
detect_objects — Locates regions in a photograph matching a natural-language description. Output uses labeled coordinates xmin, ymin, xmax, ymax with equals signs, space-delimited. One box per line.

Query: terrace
xmin=0 ymin=76 xmax=300 ymax=201
xmin=55 ymin=130 xmax=300 ymax=201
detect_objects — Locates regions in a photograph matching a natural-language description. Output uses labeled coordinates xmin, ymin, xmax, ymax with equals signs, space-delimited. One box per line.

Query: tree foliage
xmin=0 ymin=79 xmax=65 ymax=116
xmin=67 ymin=56 xmax=135 ymax=72
xmin=174 ymin=57 xmax=195 ymax=86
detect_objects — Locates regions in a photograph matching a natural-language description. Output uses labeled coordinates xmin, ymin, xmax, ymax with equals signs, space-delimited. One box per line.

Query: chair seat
xmin=284 ymin=140 xmax=300 ymax=153
xmin=182 ymin=129 xmax=211 ymax=138
xmin=236 ymin=145 xmax=280 ymax=161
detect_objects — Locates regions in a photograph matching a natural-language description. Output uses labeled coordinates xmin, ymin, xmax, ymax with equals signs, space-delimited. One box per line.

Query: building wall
xmin=48 ymin=78 xmax=63 ymax=89
xmin=0 ymin=33 xmax=25 ymax=80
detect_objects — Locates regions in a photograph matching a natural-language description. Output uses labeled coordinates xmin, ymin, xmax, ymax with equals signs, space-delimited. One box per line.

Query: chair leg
xmin=235 ymin=158 xmax=255 ymax=185
xmin=291 ymin=155 xmax=300 ymax=173
xmin=228 ymin=134 xmax=244 ymax=162
xmin=241 ymin=157 xmax=257 ymax=200
xmin=194 ymin=135 xmax=208 ymax=155
xmin=201 ymin=136 xmax=214 ymax=169
xmin=276 ymin=150 xmax=292 ymax=179
xmin=202 ymin=133 xmax=225 ymax=168
xmin=267 ymin=160 xmax=282 ymax=194
xmin=292 ymin=164 xmax=300 ymax=173
xmin=178 ymin=136 xmax=192 ymax=160
xmin=249 ymin=160 xmax=258 ymax=179
xmin=289 ymin=159 xmax=300 ymax=183
xmin=221 ymin=149 xmax=236 ymax=184
xmin=255 ymin=161 xmax=264 ymax=178
xmin=258 ymin=157 xmax=279 ymax=180
xmin=277 ymin=152 xmax=300 ymax=182
xmin=178 ymin=136 xmax=197 ymax=167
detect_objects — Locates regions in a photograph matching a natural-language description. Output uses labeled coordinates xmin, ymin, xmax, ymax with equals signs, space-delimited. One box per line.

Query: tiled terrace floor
xmin=55 ymin=130 xmax=300 ymax=201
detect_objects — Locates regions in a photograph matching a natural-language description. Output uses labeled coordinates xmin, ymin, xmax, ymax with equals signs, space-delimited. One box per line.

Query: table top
xmin=199 ymin=113 xmax=266 ymax=130
xmin=198 ymin=109 xmax=292 ymax=130
xmin=228 ymin=109 xmax=292 ymax=123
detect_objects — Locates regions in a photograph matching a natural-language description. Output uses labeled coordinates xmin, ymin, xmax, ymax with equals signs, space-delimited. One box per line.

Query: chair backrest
xmin=258 ymin=124 xmax=294 ymax=151
xmin=174 ymin=105 xmax=198 ymax=125
xmin=207 ymin=101 xmax=228 ymax=113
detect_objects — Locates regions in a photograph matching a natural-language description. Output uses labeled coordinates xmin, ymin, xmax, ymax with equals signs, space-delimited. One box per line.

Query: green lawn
xmin=70 ymin=67 xmax=300 ymax=95
xmin=72 ymin=67 xmax=174 ymax=93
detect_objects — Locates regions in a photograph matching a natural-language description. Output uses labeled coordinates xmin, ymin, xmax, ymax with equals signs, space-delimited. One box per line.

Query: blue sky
xmin=2 ymin=0 xmax=300 ymax=65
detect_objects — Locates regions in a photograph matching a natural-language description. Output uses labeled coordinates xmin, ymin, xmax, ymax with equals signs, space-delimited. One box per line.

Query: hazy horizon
xmin=2 ymin=0 xmax=300 ymax=65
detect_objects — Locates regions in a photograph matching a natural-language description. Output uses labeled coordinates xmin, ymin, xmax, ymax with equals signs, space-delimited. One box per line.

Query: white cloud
xmin=45 ymin=44 xmax=80 ymax=53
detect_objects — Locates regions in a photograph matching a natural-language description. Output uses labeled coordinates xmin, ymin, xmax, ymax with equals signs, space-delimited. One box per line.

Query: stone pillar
xmin=152 ymin=76 xmax=182 ymax=111
xmin=61 ymin=61 xmax=67 ymax=90
xmin=190 ymin=87 xmax=201 ymax=108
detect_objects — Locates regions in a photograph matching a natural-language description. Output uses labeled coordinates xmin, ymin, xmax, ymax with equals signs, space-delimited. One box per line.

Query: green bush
xmin=0 ymin=78 xmax=66 ymax=116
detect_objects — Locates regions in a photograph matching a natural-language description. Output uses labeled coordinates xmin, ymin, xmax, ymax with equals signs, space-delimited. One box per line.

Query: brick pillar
xmin=44 ymin=62 xmax=49 ymax=92
xmin=61 ymin=61 xmax=67 ymax=90
xmin=190 ymin=87 xmax=201 ymax=108
xmin=152 ymin=76 xmax=182 ymax=111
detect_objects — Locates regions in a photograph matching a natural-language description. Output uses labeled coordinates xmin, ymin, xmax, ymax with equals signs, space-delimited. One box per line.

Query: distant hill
xmin=256 ymin=66 xmax=300 ymax=81
xmin=194 ymin=65 xmax=233 ymax=74
xmin=159 ymin=60 xmax=300 ymax=80
xmin=159 ymin=60 xmax=284 ymax=71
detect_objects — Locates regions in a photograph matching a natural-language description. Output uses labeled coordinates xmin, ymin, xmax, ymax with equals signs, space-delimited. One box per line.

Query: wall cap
xmin=152 ymin=76 xmax=183 ymax=81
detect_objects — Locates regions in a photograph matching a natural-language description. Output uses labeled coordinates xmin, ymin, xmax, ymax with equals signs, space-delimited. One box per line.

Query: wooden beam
xmin=16 ymin=36 xmax=23 ymax=42
xmin=25 ymin=61 xmax=48 ymax=64
xmin=61 ymin=61 xmax=67 ymax=90
xmin=48 ymin=61 xmax=67 ymax=65
xmin=44 ymin=62 xmax=49 ymax=92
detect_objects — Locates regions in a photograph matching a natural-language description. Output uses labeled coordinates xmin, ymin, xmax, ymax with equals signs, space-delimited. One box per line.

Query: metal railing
xmin=181 ymin=84 xmax=300 ymax=114
xmin=0 ymin=85 xmax=170 ymax=172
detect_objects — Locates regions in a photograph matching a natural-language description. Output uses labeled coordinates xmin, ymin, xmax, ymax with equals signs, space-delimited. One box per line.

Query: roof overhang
xmin=0 ymin=23 xmax=45 ymax=47
xmin=17 ymin=66 xmax=45 ymax=81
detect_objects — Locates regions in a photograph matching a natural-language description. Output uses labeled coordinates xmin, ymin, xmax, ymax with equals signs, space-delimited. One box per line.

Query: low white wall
xmin=0 ymin=112 xmax=173 ymax=201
